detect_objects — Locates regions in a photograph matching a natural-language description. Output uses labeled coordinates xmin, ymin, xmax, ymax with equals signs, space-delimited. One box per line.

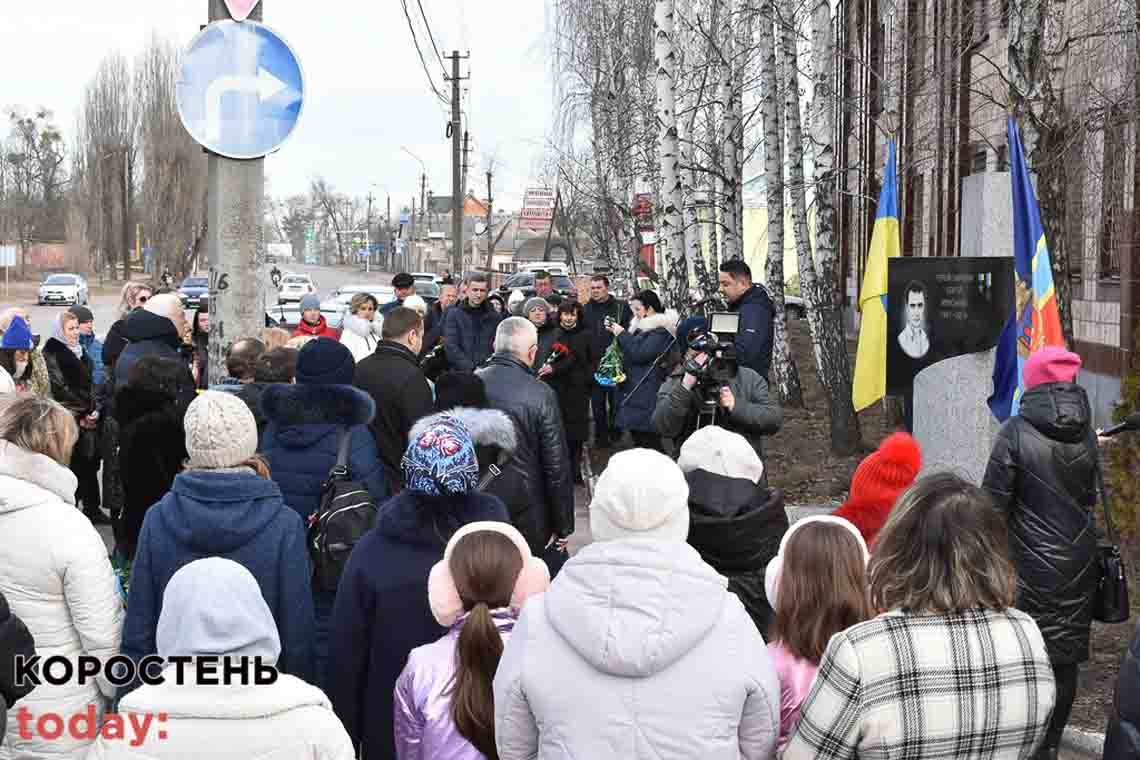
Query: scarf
xmin=52 ymin=315 xmax=84 ymax=358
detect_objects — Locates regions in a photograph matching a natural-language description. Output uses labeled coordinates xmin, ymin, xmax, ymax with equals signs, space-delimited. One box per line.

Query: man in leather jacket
xmin=982 ymin=347 xmax=1098 ymax=760
xmin=475 ymin=317 xmax=574 ymax=572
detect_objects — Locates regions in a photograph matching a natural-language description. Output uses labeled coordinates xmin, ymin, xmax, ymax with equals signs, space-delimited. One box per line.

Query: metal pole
xmin=411 ymin=196 xmax=417 ymax=273
xmin=387 ymin=195 xmax=392 ymax=272
xmin=420 ymin=173 xmax=427 ymax=272
xmin=450 ymin=51 xmax=463 ymax=276
xmin=206 ymin=0 xmax=266 ymax=386
xmin=485 ymin=170 xmax=494 ymax=272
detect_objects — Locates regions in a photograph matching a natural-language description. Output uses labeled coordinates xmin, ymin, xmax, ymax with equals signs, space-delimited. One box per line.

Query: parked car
xmin=178 ymin=276 xmax=209 ymax=308
xmin=266 ymin=303 xmax=345 ymax=332
xmin=330 ymin=284 xmax=396 ymax=310
xmin=37 ymin=274 xmax=89 ymax=306
xmin=412 ymin=280 xmax=440 ymax=307
xmin=278 ymin=273 xmax=316 ymax=304
xmin=410 ymin=272 xmax=438 ymax=283
xmin=497 ymin=271 xmax=574 ymax=300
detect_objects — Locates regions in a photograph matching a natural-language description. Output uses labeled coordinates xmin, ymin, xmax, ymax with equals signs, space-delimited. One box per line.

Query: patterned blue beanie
xmin=402 ymin=415 xmax=479 ymax=496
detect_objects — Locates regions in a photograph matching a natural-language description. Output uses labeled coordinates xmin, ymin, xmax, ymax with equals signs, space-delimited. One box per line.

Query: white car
xmin=329 ymin=285 xmax=396 ymax=311
xmin=38 ymin=274 xmax=89 ymax=306
xmin=278 ymin=274 xmax=316 ymax=304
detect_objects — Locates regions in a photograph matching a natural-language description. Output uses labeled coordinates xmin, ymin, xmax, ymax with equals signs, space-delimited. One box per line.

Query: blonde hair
xmin=118 ymin=281 xmax=152 ymax=317
xmin=349 ymin=292 xmax=379 ymax=315
xmin=0 ymin=395 xmax=79 ymax=466
xmin=286 ymin=335 xmax=316 ymax=350
xmin=261 ymin=327 xmax=291 ymax=351
xmin=869 ymin=473 xmax=1018 ymax=614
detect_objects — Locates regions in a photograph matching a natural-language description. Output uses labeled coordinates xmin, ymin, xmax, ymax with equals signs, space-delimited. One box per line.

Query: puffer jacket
xmin=394 ymin=609 xmax=517 ymax=760
xmin=114 ymin=309 xmax=185 ymax=391
xmin=79 ymin=333 xmax=106 ymax=389
xmin=615 ymin=311 xmax=678 ymax=433
xmin=493 ymin=538 xmax=781 ymax=760
xmin=1105 ymin=618 xmax=1140 ymax=759
xmin=686 ymin=471 xmax=788 ymax=637
xmin=0 ymin=592 xmax=36 ymax=748
xmin=340 ymin=314 xmax=382 ymax=362
xmin=443 ymin=299 xmax=502 ymax=371
xmin=293 ymin=315 xmax=340 ymax=340
xmin=982 ymin=381 xmax=1098 ymax=664
xmin=728 ymin=285 xmax=775 ymax=379
xmin=0 ymin=441 xmax=124 ymax=759
xmin=476 ymin=354 xmax=574 ymax=553
xmin=87 ymin=674 xmax=354 ymax=759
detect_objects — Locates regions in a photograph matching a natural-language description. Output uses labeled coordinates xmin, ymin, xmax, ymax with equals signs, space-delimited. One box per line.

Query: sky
xmin=1 ymin=0 xmax=553 ymax=211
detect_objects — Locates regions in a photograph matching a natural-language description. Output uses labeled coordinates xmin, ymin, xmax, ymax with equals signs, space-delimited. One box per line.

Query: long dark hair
xmin=448 ymin=531 xmax=523 ymax=759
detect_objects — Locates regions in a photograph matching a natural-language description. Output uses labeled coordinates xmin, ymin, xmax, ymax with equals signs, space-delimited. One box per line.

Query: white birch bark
xmin=758 ymin=0 xmax=804 ymax=407
xmin=655 ymin=0 xmax=690 ymax=310
xmin=720 ymin=0 xmax=741 ymax=260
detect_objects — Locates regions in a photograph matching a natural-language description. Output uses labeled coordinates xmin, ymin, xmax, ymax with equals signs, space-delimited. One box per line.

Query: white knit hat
xmin=589 ymin=448 xmax=690 ymax=542
xmin=677 ymin=425 xmax=764 ymax=483
xmin=184 ymin=390 xmax=259 ymax=470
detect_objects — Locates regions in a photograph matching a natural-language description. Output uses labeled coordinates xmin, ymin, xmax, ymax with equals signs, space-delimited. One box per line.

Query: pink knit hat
xmin=1023 ymin=347 xmax=1081 ymax=390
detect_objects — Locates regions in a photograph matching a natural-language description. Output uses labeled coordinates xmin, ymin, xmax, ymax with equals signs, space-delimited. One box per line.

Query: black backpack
xmin=309 ymin=428 xmax=378 ymax=592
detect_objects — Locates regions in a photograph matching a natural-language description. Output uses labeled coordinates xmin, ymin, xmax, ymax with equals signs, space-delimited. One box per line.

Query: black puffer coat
xmin=686 ymin=470 xmax=788 ymax=637
xmin=982 ymin=382 xmax=1098 ymax=664
xmin=475 ymin=354 xmax=574 ymax=553
xmin=1105 ymin=619 xmax=1140 ymax=759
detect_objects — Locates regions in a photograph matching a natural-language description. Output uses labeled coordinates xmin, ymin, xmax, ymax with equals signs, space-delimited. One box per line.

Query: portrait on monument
xmin=887 ymin=257 xmax=1014 ymax=394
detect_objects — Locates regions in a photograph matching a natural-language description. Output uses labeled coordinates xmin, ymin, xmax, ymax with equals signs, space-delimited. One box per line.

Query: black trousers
xmin=1043 ymin=662 xmax=1078 ymax=749
xmin=630 ymin=430 xmax=662 ymax=452
xmin=569 ymin=440 xmax=584 ymax=483
xmin=590 ymin=385 xmax=617 ymax=442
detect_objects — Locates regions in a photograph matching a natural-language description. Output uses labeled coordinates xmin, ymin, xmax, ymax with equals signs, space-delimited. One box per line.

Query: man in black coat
xmin=443 ymin=273 xmax=502 ymax=371
xmin=379 ymin=272 xmax=416 ymax=316
xmin=113 ymin=294 xmax=189 ymax=390
xmin=718 ymin=259 xmax=775 ymax=379
xmin=982 ymin=347 xmax=1098 ymax=760
xmin=475 ymin=317 xmax=574 ymax=565
xmin=354 ymin=307 xmax=435 ymax=488
xmin=581 ymin=274 xmax=632 ymax=447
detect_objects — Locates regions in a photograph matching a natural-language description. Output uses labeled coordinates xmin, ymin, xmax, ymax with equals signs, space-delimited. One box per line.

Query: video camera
xmin=683 ymin=312 xmax=741 ymax=428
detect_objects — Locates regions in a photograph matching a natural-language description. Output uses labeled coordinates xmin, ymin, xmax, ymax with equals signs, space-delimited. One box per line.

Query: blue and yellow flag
xmin=988 ymin=118 xmax=1066 ymax=421
xmin=853 ymin=140 xmax=901 ymax=412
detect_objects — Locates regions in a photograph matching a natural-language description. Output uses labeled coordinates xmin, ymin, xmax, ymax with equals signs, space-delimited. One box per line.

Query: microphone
xmin=1099 ymin=412 xmax=1140 ymax=438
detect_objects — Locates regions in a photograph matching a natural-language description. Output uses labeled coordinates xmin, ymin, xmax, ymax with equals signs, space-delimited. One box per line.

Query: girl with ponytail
xmin=394 ymin=522 xmax=550 ymax=760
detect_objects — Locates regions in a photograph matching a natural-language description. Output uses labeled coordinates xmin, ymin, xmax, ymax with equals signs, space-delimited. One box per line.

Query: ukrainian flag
xmin=988 ymin=118 xmax=1066 ymax=420
xmin=853 ymin=140 xmax=901 ymax=412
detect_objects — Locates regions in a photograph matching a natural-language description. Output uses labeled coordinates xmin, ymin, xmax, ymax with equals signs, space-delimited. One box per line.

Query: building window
xmin=996 ymin=144 xmax=1009 ymax=171
xmin=972 ymin=145 xmax=987 ymax=174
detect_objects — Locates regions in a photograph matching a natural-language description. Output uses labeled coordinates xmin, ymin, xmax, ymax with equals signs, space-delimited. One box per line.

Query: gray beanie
xmin=299 ymin=293 xmax=321 ymax=312
xmin=523 ymin=297 xmax=550 ymax=317
xmin=183 ymin=390 xmax=259 ymax=470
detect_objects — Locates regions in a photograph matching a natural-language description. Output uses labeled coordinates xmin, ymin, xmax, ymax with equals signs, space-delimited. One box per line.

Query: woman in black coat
xmin=982 ymin=347 xmax=1098 ymax=760
xmin=1106 ymin=619 xmax=1140 ymax=759
xmin=606 ymin=290 xmax=677 ymax=451
xmin=113 ymin=355 xmax=196 ymax=561
xmin=190 ymin=303 xmax=210 ymax=389
xmin=540 ymin=300 xmax=594 ymax=484
xmin=42 ymin=312 xmax=103 ymax=522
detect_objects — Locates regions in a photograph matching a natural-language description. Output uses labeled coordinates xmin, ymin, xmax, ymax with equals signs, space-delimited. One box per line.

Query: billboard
xmin=519 ymin=186 xmax=554 ymax=231
xmin=886 ymin=257 xmax=1014 ymax=394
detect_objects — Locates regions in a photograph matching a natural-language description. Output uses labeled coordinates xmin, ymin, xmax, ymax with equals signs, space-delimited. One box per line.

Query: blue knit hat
xmin=299 ymin=293 xmax=321 ymax=313
xmin=677 ymin=316 xmax=707 ymax=350
xmin=1 ymin=316 xmax=34 ymax=350
xmin=296 ymin=337 xmax=355 ymax=385
xmin=402 ymin=415 xmax=479 ymax=496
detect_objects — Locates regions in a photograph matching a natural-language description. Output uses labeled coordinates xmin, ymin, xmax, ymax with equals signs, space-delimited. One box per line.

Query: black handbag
xmin=1092 ymin=446 xmax=1130 ymax=623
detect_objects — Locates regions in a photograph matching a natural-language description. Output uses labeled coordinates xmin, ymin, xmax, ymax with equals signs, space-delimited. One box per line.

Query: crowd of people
xmin=0 ymin=263 xmax=1133 ymax=760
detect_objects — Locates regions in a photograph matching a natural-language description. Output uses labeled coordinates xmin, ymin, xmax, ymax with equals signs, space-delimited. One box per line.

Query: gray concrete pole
xmin=206 ymin=0 xmax=267 ymax=386
xmin=450 ymin=52 xmax=463 ymax=275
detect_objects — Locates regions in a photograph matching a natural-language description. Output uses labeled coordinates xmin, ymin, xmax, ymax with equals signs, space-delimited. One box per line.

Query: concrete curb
xmin=1062 ymin=726 xmax=1105 ymax=758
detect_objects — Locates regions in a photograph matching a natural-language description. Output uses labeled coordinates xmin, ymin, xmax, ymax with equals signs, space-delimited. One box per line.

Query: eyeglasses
xmin=138 ymin=295 xmax=150 ymax=304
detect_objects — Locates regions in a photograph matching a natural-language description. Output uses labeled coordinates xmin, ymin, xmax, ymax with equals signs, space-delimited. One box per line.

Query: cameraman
xmin=653 ymin=317 xmax=782 ymax=460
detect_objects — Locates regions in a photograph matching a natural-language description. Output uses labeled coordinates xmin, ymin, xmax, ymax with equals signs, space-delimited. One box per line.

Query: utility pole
xmin=410 ymin=196 xmax=417 ymax=273
xmin=445 ymin=51 xmax=469 ymax=275
xmin=205 ymin=0 xmax=266 ymax=386
xmin=386 ymin=194 xmax=392 ymax=272
xmin=419 ymin=173 xmax=427 ymax=271
xmin=484 ymin=169 xmax=494 ymax=272
xmin=461 ymin=131 xmax=470 ymax=201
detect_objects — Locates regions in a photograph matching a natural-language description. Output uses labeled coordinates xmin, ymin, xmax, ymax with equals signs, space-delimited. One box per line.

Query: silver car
xmin=38 ymin=274 xmax=89 ymax=306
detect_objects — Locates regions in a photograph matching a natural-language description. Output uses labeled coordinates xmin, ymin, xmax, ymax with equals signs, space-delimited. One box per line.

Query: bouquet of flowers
xmin=594 ymin=339 xmax=626 ymax=387
xmin=542 ymin=341 xmax=572 ymax=372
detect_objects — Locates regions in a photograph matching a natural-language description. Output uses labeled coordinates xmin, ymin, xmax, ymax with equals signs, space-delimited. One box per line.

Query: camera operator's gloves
xmin=681 ymin=352 xmax=710 ymax=390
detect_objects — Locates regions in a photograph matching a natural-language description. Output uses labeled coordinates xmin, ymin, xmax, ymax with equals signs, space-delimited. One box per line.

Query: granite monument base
xmin=912 ymin=349 xmax=1003 ymax=485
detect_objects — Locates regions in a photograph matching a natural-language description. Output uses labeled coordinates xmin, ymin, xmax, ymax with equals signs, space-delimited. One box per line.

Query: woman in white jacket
xmin=493 ymin=448 xmax=781 ymax=760
xmin=339 ymin=293 xmax=382 ymax=362
xmin=0 ymin=396 xmax=124 ymax=760
xmin=87 ymin=557 xmax=354 ymax=759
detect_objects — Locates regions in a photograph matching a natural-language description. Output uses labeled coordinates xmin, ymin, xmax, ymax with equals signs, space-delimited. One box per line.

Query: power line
xmin=400 ymin=0 xmax=449 ymax=105
xmin=416 ymin=0 xmax=447 ymax=73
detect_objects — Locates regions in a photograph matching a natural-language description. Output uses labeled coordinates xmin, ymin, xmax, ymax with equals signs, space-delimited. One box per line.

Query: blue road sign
xmin=176 ymin=20 xmax=304 ymax=160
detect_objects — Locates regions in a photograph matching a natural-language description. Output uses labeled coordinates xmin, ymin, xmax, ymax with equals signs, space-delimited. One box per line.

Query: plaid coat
xmin=783 ymin=608 xmax=1055 ymax=760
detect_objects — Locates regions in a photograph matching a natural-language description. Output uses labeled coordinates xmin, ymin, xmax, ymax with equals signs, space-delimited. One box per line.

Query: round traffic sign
xmin=176 ymin=20 xmax=305 ymax=160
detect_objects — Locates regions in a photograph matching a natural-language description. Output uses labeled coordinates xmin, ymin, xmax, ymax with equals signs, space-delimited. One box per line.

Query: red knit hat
xmin=832 ymin=432 xmax=922 ymax=547
xmin=1023 ymin=346 xmax=1081 ymax=390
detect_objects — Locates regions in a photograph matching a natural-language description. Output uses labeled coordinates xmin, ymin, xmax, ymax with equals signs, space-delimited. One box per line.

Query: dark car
xmin=178 ymin=276 xmax=210 ymax=308
xmin=498 ymin=271 xmax=574 ymax=299
xmin=413 ymin=280 xmax=440 ymax=307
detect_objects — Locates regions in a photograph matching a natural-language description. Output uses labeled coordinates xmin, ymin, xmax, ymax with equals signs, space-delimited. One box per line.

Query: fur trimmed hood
xmin=629 ymin=309 xmax=679 ymax=336
xmin=261 ymin=383 xmax=375 ymax=430
xmin=341 ymin=314 xmax=381 ymax=339
xmin=409 ymin=406 xmax=518 ymax=454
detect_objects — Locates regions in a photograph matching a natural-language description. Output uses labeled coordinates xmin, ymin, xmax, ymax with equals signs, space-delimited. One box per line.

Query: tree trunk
xmin=781 ymin=5 xmax=861 ymax=454
xmin=720 ymin=0 xmax=741 ymax=261
xmin=1034 ymin=119 xmax=1074 ymax=344
xmin=759 ymin=0 xmax=804 ymax=407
